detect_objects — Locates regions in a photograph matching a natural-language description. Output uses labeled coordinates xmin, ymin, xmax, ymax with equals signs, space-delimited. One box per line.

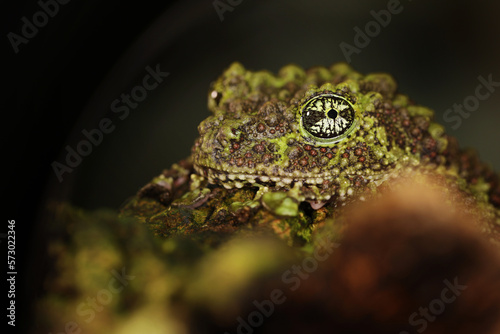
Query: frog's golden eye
xmin=299 ymin=94 xmax=357 ymax=144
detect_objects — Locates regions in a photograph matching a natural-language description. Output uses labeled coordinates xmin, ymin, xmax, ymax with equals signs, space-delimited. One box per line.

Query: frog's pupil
xmin=327 ymin=109 xmax=337 ymax=119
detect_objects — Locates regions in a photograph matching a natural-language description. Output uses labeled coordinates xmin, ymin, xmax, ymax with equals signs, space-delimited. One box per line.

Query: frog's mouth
xmin=193 ymin=163 xmax=390 ymax=200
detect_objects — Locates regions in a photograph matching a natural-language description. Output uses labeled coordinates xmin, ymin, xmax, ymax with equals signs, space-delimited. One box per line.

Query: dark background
xmin=3 ymin=0 xmax=500 ymax=332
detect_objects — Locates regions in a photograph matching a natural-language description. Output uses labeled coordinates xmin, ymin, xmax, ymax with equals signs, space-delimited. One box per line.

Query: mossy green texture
xmin=192 ymin=62 xmax=500 ymax=230
xmin=121 ymin=62 xmax=500 ymax=244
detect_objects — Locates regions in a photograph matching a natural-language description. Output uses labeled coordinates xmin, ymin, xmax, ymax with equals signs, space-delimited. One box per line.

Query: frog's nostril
xmin=327 ymin=109 xmax=337 ymax=119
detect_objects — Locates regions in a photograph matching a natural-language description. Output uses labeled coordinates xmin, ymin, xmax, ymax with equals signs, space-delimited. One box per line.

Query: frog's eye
xmin=299 ymin=94 xmax=357 ymax=144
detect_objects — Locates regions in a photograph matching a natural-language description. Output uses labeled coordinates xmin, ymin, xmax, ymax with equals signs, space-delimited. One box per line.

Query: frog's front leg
xmin=227 ymin=185 xmax=267 ymax=214
xmin=225 ymin=182 xmax=303 ymax=217
xmin=253 ymin=185 xmax=270 ymax=202
xmin=170 ymin=174 xmax=213 ymax=209
xmin=259 ymin=182 xmax=307 ymax=217
xmin=259 ymin=181 xmax=332 ymax=215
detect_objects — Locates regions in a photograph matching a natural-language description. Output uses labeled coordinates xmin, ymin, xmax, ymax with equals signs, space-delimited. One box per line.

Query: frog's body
xmin=123 ymin=62 xmax=500 ymax=244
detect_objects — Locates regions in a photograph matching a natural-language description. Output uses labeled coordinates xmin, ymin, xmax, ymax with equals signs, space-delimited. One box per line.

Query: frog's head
xmin=192 ymin=62 xmax=447 ymax=201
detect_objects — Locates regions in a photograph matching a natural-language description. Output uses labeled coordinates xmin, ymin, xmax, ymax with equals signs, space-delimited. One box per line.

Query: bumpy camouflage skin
xmin=194 ymin=63 xmax=499 ymax=200
xmin=124 ymin=62 xmax=500 ymax=243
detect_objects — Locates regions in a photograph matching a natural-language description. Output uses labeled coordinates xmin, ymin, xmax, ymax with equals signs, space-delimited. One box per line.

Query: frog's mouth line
xmin=193 ymin=164 xmax=389 ymax=193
